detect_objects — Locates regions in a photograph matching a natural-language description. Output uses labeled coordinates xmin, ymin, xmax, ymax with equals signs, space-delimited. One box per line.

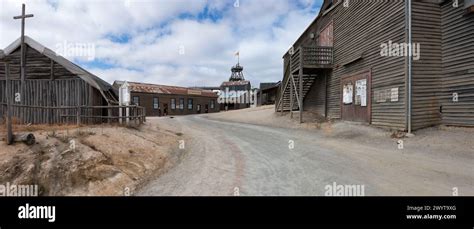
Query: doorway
xmin=341 ymin=70 xmax=371 ymax=123
xmin=163 ymin=103 xmax=168 ymax=116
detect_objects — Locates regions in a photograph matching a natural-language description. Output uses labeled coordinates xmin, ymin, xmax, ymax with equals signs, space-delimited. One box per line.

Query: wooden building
xmin=220 ymin=62 xmax=252 ymax=110
xmin=113 ymin=81 xmax=220 ymax=116
xmin=276 ymin=0 xmax=474 ymax=131
xmin=258 ymin=82 xmax=280 ymax=106
xmin=0 ymin=36 xmax=118 ymax=124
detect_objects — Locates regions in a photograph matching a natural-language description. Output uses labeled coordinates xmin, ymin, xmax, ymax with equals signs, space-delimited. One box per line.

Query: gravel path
xmin=137 ymin=114 xmax=474 ymax=196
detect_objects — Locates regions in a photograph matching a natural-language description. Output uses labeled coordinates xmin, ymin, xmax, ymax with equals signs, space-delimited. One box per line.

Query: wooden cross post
xmin=13 ymin=3 xmax=34 ymax=82
xmin=5 ymin=63 xmax=13 ymax=145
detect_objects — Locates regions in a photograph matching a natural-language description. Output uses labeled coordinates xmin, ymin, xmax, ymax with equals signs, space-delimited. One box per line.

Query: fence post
xmin=126 ymin=106 xmax=130 ymax=125
xmin=139 ymin=107 xmax=143 ymax=124
xmin=134 ymin=107 xmax=138 ymax=126
xmin=76 ymin=106 xmax=81 ymax=126
xmin=5 ymin=63 xmax=13 ymax=145
xmin=107 ymin=105 xmax=112 ymax=124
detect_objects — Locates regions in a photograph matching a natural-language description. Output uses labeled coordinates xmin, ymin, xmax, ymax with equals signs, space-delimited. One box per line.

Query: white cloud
xmin=0 ymin=0 xmax=322 ymax=87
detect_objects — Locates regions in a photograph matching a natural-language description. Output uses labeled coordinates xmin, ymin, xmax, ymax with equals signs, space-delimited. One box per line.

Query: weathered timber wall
xmin=0 ymin=45 xmax=106 ymax=124
xmin=440 ymin=0 xmax=474 ymax=126
xmin=331 ymin=0 xmax=407 ymax=130
xmin=0 ymin=79 xmax=94 ymax=124
xmin=411 ymin=1 xmax=443 ymax=130
xmin=304 ymin=74 xmax=327 ymax=116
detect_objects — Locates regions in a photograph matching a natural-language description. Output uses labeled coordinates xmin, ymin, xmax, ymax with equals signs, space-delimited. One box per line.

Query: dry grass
xmin=0 ymin=121 xmax=179 ymax=196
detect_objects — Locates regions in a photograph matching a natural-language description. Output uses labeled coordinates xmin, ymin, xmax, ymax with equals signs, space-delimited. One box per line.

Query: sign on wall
xmin=119 ymin=81 xmax=131 ymax=105
xmin=391 ymin=87 xmax=399 ymax=102
xmin=374 ymin=87 xmax=399 ymax=103
xmin=343 ymin=83 xmax=353 ymax=104
xmin=355 ymin=79 xmax=367 ymax=107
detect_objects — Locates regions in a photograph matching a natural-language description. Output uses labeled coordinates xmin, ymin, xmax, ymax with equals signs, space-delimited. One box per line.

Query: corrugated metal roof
xmin=115 ymin=81 xmax=218 ymax=98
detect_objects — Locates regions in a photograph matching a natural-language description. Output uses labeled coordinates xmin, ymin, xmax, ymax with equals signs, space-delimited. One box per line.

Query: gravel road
xmin=137 ymin=114 xmax=474 ymax=196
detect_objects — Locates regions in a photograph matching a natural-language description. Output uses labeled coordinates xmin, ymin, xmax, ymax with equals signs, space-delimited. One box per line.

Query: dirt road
xmin=138 ymin=113 xmax=474 ymax=196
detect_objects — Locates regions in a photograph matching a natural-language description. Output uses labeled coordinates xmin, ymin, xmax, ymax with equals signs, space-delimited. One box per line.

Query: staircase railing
xmin=290 ymin=46 xmax=333 ymax=73
xmin=276 ymin=59 xmax=292 ymax=111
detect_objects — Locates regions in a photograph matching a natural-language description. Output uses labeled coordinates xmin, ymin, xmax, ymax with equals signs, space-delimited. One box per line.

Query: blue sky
xmin=0 ymin=0 xmax=323 ymax=87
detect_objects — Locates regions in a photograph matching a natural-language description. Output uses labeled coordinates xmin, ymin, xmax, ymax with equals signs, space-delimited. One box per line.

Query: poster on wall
xmin=355 ymin=79 xmax=367 ymax=107
xmin=343 ymin=83 xmax=353 ymax=104
xmin=391 ymin=87 xmax=399 ymax=102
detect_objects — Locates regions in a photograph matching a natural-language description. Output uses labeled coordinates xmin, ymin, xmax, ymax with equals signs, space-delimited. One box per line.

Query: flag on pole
xmin=235 ymin=51 xmax=239 ymax=56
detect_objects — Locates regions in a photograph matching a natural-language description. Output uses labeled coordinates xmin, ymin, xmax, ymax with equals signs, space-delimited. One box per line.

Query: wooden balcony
xmin=289 ymin=46 xmax=333 ymax=73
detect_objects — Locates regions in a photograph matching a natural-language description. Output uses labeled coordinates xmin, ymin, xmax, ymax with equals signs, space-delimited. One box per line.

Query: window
xmin=171 ymin=98 xmax=176 ymax=110
xmin=210 ymin=100 xmax=215 ymax=109
xmin=153 ymin=97 xmax=159 ymax=110
xmin=132 ymin=96 xmax=140 ymax=106
xmin=187 ymin=98 xmax=193 ymax=110
xmin=319 ymin=21 xmax=333 ymax=47
xmin=179 ymin=98 xmax=184 ymax=110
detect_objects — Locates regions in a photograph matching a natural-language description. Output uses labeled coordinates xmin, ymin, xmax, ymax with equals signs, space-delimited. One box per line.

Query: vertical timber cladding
xmin=0 ymin=45 xmax=99 ymax=124
xmin=0 ymin=79 xmax=91 ymax=124
xmin=441 ymin=0 xmax=474 ymax=126
xmin=331 ymin=0 xmax=406 ymax=129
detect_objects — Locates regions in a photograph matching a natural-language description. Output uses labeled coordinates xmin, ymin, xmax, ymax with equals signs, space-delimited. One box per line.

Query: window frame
xmin=132 ymin=96 xmax=140 ymax=106
xmin=179 ymin=98 xmax=185 ymax=110
xmin=210 ymin=99 xmax=215 ymax=109
xmin=171 ymin=98 xmax=176 ymax=110
xmin=187 ymin=98 xmax=193 ymax=110
xmin=153 ymin=97 xmax=159 ymax=110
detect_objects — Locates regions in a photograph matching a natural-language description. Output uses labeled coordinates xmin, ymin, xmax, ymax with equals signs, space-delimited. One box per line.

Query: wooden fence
xmin=0 ymin=104 xmax=146 ymax=126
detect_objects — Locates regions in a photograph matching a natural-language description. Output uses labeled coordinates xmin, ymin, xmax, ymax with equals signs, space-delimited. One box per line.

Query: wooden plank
xmin=5 ymin=63 xmax=13 ymax=145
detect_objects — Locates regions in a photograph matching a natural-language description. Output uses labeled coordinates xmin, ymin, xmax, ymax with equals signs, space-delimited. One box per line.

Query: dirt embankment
xmin=0 ymin=121 xmax=181 ymax=196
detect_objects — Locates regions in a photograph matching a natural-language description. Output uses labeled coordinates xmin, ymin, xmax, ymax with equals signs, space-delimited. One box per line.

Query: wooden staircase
xmin=276 ymin=74 xmax=316 ymax=111
xmin=276 ymin=46 xmax=333 ymax=114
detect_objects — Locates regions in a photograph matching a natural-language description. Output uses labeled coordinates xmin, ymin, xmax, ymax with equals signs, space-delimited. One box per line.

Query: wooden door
xmin=341 ymin=71 xmax=371 ymax=123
